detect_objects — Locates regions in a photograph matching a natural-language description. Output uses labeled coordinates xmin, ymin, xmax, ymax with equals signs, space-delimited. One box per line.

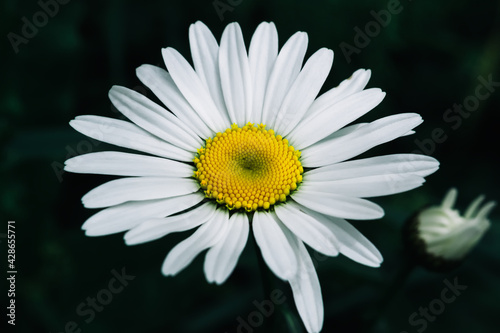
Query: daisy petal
xmin=124 ymin=202 xmax=216 ymax=245
xmin=298 ymin=205 xmax=383 ymax=267
xmin=302 ymin=113 xmax=423 ymax=167
xmin=204 ymin=213 xmax=249 ymax=284
xmin=464 ymin=195 xmax=486 ymax=219
xmin=288 ymin=235 xmax=324 ymax=333
xmin=320 ymin=123 xmax=415 ymax=142
xmin=162 ymin=209 xmax=229 ymax=276
xmin=162 ymin=47 xmax=227 ymax=132
xmin=64 ymin=151 xmax=193 ymax=178
xmin=82 ymin=177 xmax=199 ymax=208
xmin=219 ymin=22 xmax=253 ymax=125
xmin=402 ymin=130 xmax=416 ymax=136
xmin=84 ymin=193 xmax=204 ymax=237
xmin=291 ymin=190 xmax=384 ymax=220
xmin=332 ymin=68 xmax=372 ymax=98
xmin=136 ymin=65 xmax=213 ymax=138
xmin=441 ymin=188 xmax=458 ymax=209
xmin=70 ymin=116 xmax=193 ymax=161
xmin=248 ymin=22 xmax=278 ymax=123
xmin=189 ymin=21 xmax=229 ymax=120
xmin=475 ymin=201 xmax=497 ymax=220
xmin=305 ymin=154 xmax=440 ymax=180
xmin=275 ymin=202 xmax=339 ymax=256
xmin=253 ymin=211 xmax=298 ymax=280
xmin=320 ymin=123 xmax=368 ymax=141
xmin=109 ymin=86 xmax=202 ymax=152
xmin=303 ymin=68 xmax=372 ymax=122
xmin=274 ymin=48 xmax=334 ymax=137
xmin=302 ymin=174 xmax=425 ymax=198
xmin=327 ymin=221 xmax=383 ymax=267
xmin=261 ymin=31 xmax=308 ymax=126
xmin=289 ymin=88 xmax=385 ymax=149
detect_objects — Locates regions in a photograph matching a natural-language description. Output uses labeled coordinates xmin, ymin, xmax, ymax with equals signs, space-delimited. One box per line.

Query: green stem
xmin=367 ymin=258 xmax=416 ymax=332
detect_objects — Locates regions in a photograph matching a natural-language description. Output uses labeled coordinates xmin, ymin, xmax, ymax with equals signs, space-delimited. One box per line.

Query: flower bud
xmin=404 ymin=188 xmax=495 ymax=271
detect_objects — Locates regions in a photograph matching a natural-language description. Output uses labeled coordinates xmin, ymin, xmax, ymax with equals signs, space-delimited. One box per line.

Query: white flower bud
xmin=417 ymin=188 xmax=495 ymax=261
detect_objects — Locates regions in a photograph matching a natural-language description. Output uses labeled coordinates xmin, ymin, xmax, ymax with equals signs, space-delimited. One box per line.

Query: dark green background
xmin=1 ymin=0 xmax=499 ymax=332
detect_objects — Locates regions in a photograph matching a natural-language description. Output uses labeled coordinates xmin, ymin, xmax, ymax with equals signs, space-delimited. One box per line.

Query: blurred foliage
xmin=1 ymin=0 xmax=500 ymax=332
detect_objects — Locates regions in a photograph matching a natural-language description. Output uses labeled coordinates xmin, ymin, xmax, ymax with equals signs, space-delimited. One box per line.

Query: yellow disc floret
xmin=193 ymin=123 xmax=303 ymax=212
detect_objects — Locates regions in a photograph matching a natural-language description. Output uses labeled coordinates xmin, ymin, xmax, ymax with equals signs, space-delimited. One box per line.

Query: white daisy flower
xmin=65 ymin=21 xmax=439 ymax=332
xmin=412 ymin=188 xmax=495 ymax=263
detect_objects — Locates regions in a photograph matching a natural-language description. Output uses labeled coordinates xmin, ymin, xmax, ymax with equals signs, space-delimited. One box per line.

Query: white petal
xmin=475 ymin=201 xmax=496 ymax=220
xmin=305 ymin=154 xmax=440 ymax=180
xmin=252 ymin=211 xmax=298 ymax=280
xmin=109 ymin=86 xmax=201 ymax=152
xmin=318 ymin=123 xmax=368 ymax=142
xmin=286 ymin=233 xmax=323 ymax=333
xmin=219 ymin=22 xmax=253 ymax=125
xmin=464 ymin=195 xmax=485 ymax=219
xmin=248 ymin=22 xmax=278 ymax=123
xmin=289 ymin=88 xmax=385 ymax=149
xmin=274 ymin=48 xmax=334 ymax=137
xmin=303 ymin=68 xmax=372 ymax=122
xmin=136 ymin=65 xmax=213 ymax=138
xmin=204 ymin=213 xmax=249 ymax=284
xmin=332 ymin=68 xmax=372 ymax=99
xmin=261 ymin=31 xmax=308 ymax=126
xmin=302 ymin=113 xmax=423 ymax=167
xmin=291 ymin=190 xmax=384 ymax=220
xmin=189 ymin=21 xmax=229 ymax=121
xmin=402 ymin=130 xmax=416 ymax=136
xmin=302 ymin=174 xmax=425 ymax=198
xmin=162 ymin=47 xmax=228 ymax=132
xmin=82 ymin=177 xmax=199 ymax=208
xmin=70 ymin=116 xmax=193 ymax=161
xmin=162 ymin=209 xmax=229 ymax=276
xmin=418 ymin=207 xmax=460 ymax=232
xmin=297 ymin=205 xmax=383 ymax=267
xmin=124 ymin=202 xmax=216 ymax=245
xmin=65 ymin=151 xmax=193 ymax=178
xmin=441 ymin=188 xmax=458 ymax=209
xmin=275 ymin=202 xmax=339 ymax=256
xmin=83 ymin=193 xmax=204 ymax=237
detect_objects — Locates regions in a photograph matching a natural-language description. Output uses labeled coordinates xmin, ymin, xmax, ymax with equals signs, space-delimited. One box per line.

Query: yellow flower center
xmin=193 ymin=123 xmax=303 ymax=212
